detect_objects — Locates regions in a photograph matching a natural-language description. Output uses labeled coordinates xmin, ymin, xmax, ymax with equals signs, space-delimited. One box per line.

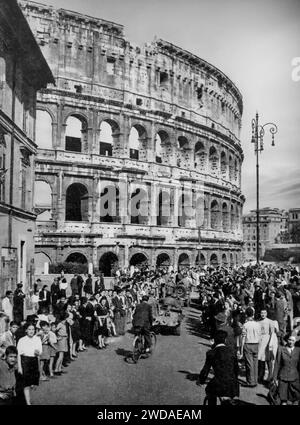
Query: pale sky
xmin=33 ymin=0 xmax=300 ymax=213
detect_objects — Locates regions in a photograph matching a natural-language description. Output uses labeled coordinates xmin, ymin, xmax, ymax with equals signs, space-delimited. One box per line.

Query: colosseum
xmin=20 ymin=0 xmax=245 ymax=276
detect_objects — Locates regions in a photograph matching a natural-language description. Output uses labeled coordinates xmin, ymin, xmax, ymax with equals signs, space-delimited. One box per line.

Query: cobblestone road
xmin=32 ymin=305 xmax=269 ymax=405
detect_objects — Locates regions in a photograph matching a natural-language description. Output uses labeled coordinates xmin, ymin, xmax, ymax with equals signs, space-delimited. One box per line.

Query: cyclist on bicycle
xmin=197 ymin=330 xmax=240 ymax=405
xmin=132 ymin=295 xmax=153 ymax=353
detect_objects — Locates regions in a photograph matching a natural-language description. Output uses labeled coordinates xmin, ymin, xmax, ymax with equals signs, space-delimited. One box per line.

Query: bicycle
xmin=197 ymin=382 xmax=235 ymax=405
xmin=202 ymin=395 xmax=235 ymax=405
xmin=132 ymin=326 xmax=157 ymax=364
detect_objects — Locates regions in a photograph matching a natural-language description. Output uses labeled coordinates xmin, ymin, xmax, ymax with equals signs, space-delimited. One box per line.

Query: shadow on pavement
xmin=256 ymin=393 xmax=270 ymax=404
xmin=178 ymin=370 xmax=199 ymax=382
xmin=185 ymin=315 xmax=211 ymax=340
xmin=115 ymin=348 xmax=133 ymax=359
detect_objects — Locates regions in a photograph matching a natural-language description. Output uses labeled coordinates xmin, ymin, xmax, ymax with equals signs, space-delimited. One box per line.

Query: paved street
xmin=32 ymin=305 xmax=269 ymax=405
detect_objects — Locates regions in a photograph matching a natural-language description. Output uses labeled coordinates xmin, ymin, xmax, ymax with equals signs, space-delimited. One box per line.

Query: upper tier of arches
xmin=36 ymin=109 xmax=242 ymax=186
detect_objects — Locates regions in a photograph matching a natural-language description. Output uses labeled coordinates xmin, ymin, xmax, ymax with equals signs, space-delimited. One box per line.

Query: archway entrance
xmin=66 ymin=253 xmax=87 ymax=264
xmin=222 ymin=253 xmax=228 ymax=267
xmin=156 ymin=253 xmax=171 ymax=269
xmin=210 ymin=253 xmax=218 ymax=268
xmin=130 ymin=253 xmax=148 ymax=268
xmin=178 ymin=253 xmax=190 ymax=270
xmin=195 ymin=252 xmax=206 ymax=267
xmin=99 ymin=252 xmax=119 ymax=277
xmin=65 ymin=252 xmax=88 ymax=273
xmin=66 ymin=183 xmax=89 ymax=221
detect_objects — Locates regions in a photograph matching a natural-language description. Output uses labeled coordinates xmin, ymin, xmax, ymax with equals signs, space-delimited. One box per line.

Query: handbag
xmin=267 ymin=380 xmax=281 ymax=405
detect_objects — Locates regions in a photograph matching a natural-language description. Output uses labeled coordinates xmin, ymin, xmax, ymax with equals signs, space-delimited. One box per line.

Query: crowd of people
xmin=0 ymin=261 xmax=299 ymax=405
xmin=196 ymin=262 xmax=300 ymax=405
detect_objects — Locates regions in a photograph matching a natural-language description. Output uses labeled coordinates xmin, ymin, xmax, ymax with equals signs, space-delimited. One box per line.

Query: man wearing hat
xmin=214 ymin=312 xmax=235 ymax=352
xmin=197 ymin=330 xmax=240 ymax=405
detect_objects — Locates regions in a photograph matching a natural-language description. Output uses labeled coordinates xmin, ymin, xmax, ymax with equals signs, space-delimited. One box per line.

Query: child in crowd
xmin=49 ymin=322 xmax=57 ymax=377
xmin=38 ymin=321 xmax=52 ymax=381
xmin=54 ymin=313 xmax=68 ymax=375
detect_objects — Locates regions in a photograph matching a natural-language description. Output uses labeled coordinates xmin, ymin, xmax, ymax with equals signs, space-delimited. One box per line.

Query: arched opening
xmin=65 ymin=115 xmax=87 ymax=152
xmin=195 ymin=252 xmax=206 ymax=267
xmin=236 ymin=204 xmax=240 ymax=232
xmin=234 ymin=159 xmax=238 ymax=183
xmin=178 ymin=192 xmax=192 ymax=227
xmin=210 ymin=253 xmax=218 ymax=267
xmin=194 ymin=141 xmax=207 ymax=172
xmin=66 ymin=183 xmax=89 ymax=221
xmin=210 ymin=200 xmax=220 ymax=230
xmin=209 ymin=146 xmax=219 ymax=176
xmin=157 ymin=190 xmax=171 ymax=226
xmin=35 ymin=181 xmax=52 ymax=220
xmin=99 ymin=252 xmax=119 ymax=277
xmin=222 ymin=202 xmax=230 ymax=231
xmin=36 ymin=110 xmax=53 ymax=149
xmin=222 ymin=253 xmax=228 ymax=267
xmin=230 ymin=253 xmax=234 ymax=267
xmin=231 ymin=204 xmax=236 ymax=231
xmin=128 ymin=125 xmax=148 ymax=161
xmin=65 ymin=252 xmax=88 ymax=274
xmin=34 ymin=181 xmax=52 ymax=209
xmin=204 ymin=198 xmax=209 ymax=229
xmin=99 ymin=121 xmax=113 ymax=156
xmin=130 ymin=253 xmax=148 ymax=268
xmin=178 ymin=253 xmax=190 ymax=270
xmin=155 ymin=130 xmax=170 ymax=164
xmin=177 ymin=136 xmax=189 ymax=167
xmin=128 ymin=127 xmax=139 ymax=160
xmin=156 ymin=253 xmax=171 ymax=269
xmin=99 ymin=120 xmax=119 ymax=157
xmin=220 ymin=151 xmax=227 ymax=179
xmin=229 ymin=155 xmax=234 ymax=181
xmin=34 ymin=252 xmax=52 ymax=275
xmin=66 ymin=252 xmax=88 ymax=264
xmin=100 ymin=184 xmax=120 ymax=223
xmin=130 ymin=188 xmax=148 ymax=225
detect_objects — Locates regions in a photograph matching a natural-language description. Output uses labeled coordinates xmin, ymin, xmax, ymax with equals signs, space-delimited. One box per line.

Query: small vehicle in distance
xmin=153 ymin=296 xmax=184 ymax=336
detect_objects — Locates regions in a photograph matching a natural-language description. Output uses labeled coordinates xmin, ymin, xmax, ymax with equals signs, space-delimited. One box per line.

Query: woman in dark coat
xmin=95 ymin=298 xmax=109 ymax=349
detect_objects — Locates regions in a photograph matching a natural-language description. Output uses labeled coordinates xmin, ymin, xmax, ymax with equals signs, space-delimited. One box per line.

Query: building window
xmin=106 ymin=58 xmax=115 ymax=75
xmin=21 ymin=167 xmax=26 ymax=210
xmin=159 ymin=71 xmax=168 ymax=86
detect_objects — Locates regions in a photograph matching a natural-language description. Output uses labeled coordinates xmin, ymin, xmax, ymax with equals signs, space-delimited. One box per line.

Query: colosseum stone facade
xmin=20 ymin=0 xmax=245 ymax=276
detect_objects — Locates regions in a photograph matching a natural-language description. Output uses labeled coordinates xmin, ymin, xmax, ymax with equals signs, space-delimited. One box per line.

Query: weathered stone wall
xmin=20 ymin=0 xmax=245 ymax=274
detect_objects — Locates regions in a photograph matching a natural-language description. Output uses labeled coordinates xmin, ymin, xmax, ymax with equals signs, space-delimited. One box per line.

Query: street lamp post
xmin=251 ymin=112 xmax=278 ymax=265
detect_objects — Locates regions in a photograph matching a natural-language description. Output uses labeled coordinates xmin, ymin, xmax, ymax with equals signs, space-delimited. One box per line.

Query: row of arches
xmin=36 ymin=250 xmax=239 ymax=277
xmin=36 ymin=110 xmax=241 ymax=182
xmin=35 ymin=181 xmax=242 ymax=231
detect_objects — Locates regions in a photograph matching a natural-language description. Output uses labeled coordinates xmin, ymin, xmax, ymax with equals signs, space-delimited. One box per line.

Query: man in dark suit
xmin=197 ymin=330 xmax=240 ymax=405
xmin=132 ymin=295 xmax=153 ymax=352
xmin=38 ymin=285 xmax=51 ymax=313
xmin=13 ymin=284 xmax=25 ymax=324
xmin=273 ymin=334 xmax=300 ymax=405
xmin=70 ymin=274 xmax=79 ymax=296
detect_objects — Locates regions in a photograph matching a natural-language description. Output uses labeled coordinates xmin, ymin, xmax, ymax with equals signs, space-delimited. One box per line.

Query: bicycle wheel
xmin=150 ymin=332 xmax=157 ymax=353
xmin=132 ymin=336 xmax=142 ymax=363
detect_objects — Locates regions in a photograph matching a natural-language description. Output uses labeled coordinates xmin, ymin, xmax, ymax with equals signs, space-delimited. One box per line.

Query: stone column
xmin=56 ymin=171 xmax=64 ymax=230
xmin=55 ymin=103 xmax=65 ymax=150
xmin=150 ymin=181 xmax=158 ymax=226
xmin=119 ymin=173 xmax=129 ymax=225
xmin=91 ymin=176 xmax=100 ymax=232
